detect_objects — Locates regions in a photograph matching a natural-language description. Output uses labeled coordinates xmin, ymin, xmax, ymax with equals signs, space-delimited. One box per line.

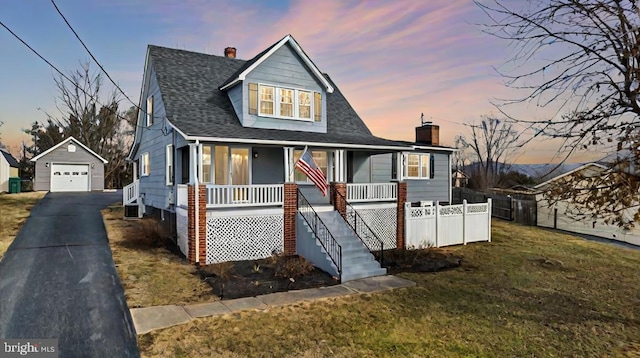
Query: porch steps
xmin=317 ymin=211 xmax=387 ymax=282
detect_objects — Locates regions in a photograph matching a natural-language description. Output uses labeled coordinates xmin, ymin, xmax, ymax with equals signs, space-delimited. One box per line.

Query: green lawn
xmin=138 ymin=220 xmax=640 ymax=357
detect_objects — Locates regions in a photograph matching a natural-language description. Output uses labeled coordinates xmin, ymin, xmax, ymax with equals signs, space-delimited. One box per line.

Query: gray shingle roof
xmin=0 ymin=148 xmax=19 ymax=168
xmin=148 ymin=45 xmax=408 ymax=148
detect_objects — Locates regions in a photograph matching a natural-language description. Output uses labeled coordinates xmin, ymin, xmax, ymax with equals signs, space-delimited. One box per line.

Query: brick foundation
xmin=330 ymin=182 xmax=347 ymax=218
xmin=283 ymin=183 xmax=298 ymax=255
xmin=396 ymin=181 xmax=407 ymax=250
xmin=187 ymin=185 xmax=207 ymax=264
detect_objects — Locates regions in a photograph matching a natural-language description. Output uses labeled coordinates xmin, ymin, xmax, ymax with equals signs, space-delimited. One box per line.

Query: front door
xmin=347 ymin=151 xmax=354 ymax=183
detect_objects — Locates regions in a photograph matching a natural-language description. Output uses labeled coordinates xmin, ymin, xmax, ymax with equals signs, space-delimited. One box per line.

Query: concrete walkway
xmin=131 ymin=275 xmax=415 ymax=334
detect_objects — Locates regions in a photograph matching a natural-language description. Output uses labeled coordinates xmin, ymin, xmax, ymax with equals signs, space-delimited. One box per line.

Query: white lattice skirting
xmin=205 ymin=213 xmax=284 ymax=264
xmin=348 ymin=204 xmax=397 ymax=249
xmin=176 ymin=207 xmax=189 ymax=257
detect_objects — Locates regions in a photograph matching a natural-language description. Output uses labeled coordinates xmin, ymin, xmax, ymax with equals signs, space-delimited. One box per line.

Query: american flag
xmin=295 ymin=147 xmax=328 ymax=196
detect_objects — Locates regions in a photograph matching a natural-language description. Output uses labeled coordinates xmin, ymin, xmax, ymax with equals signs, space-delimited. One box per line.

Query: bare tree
xmin=39 ymin=62 xmax=133 ymax=188
xmin=476 ymin=0 xmax=640 ymax=226
xmin=457 ymin=116 xmax=521 ymax=190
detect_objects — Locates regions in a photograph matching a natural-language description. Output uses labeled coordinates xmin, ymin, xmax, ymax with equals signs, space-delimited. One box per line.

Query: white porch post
xmin=189 ymin=143 xmax=198 ymax=184
xmin=132 ymin=161 xmax=138 ymax=181
xmin=334 ymin=149 xmax=345 ymax=182
xmin=284 ymin=147 xmax=295 ymax=182
xmin=198 ymin=143 xmax=204 ymax=183
xmin=396 ymin=152 xmax=404 ymax=182
xmin=327 ymin=151 xmax=333 ymax=182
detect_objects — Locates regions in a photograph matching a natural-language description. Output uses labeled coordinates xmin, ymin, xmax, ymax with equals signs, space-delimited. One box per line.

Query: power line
xmin=0 ymin=20 xmax=136 ymax=125
xmin=50 ymin=0 xmax=143 ymax=114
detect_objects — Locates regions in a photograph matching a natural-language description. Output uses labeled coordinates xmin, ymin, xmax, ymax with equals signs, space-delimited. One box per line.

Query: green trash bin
xmin=8 ymin=177 xmax=21 ymax=194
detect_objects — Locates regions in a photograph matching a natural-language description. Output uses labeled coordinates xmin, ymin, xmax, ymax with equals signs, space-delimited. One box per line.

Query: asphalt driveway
xmin=0 ymin=191 xmax=139 ymax=357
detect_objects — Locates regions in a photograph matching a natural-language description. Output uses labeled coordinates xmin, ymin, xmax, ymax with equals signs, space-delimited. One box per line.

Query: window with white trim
xmin=146 ymin=96 xmax=154 ymax=126
xmin=250 ymin=83 xmax=321 ymax=121
xmin=141 ymin=152 xmax=150 ymax=176
xmin=259 ymin=86 xmax=274 ymax=115
xmin=403 ymin=153 xmax=432 ymax=179
xmin=166 ymin=145 xmax=173 ymax=185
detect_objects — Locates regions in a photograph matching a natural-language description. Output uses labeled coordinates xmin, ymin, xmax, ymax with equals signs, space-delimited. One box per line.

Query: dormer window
xmin=280 ymin=88 xmax=294 ymax=117
xmin=299 ymin=91 xmax=311 ymax=119
xmin=249 ymin=82 xmax=321 ymax=122
xmin=260 ymin=86 xmax=274 ymax=115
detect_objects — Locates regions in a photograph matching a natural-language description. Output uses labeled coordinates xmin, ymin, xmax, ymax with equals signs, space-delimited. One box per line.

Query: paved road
xmin=0 ymin=191 xmax=139 ymax=357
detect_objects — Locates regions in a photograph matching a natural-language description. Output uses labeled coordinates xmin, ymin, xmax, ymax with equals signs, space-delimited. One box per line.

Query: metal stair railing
xmin=335 ymin=189 xmax=384 ymax=266
xmin=297 ymin=189 xmax=342 ymax=279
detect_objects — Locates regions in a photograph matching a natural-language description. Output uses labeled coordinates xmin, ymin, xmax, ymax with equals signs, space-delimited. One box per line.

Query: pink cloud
xmin=139 ymin=1 xmax=594 ymax=163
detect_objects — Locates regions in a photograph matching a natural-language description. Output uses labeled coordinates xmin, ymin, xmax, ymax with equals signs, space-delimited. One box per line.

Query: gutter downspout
xmin=194 ymin=139 xmax=200 ymax=265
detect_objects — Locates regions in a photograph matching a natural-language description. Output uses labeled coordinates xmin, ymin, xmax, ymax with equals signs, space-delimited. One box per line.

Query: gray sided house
xmin=31 ymin=137 xmax=107 ymax=192
xmin=125 ymin=34 xmax=455 ymax=282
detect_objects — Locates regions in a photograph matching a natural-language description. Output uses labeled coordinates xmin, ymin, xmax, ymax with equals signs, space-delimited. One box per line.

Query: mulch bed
xmin=198 ymin=256 xmax=339 ymax=300
xmin=379 ymin=248 xmax=463 ymax=274
xmin=197 ymin=249 xmax=462 ymax=300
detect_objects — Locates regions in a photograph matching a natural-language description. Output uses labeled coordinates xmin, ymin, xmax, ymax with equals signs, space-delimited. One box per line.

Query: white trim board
xmin=30 ymin=137 xmax=108 ymax=163
xmin=219 ymin=35 xmax=334 ymax=94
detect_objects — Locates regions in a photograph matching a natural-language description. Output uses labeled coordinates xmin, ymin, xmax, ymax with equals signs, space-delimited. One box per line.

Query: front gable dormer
xmin=220 ymin=35 xmax=333 ymax=134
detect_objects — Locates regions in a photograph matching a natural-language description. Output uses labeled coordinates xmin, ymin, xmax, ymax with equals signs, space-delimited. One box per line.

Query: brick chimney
xmin=224 ymin=47 xmax=236 ymax=59
xmin=415 ymin=122 xmax=439 ymax=146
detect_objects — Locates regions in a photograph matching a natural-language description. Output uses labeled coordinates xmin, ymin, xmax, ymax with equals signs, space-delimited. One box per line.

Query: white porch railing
xmin=346 ymin=183 xmax=397 ymax=202
xmin=206 ymin=184 xmax=284 ymax=208
xmin=123 ymin=180 xmax=139 ymax=205
xmin=177 ymin=184 xmax=188 ymax=207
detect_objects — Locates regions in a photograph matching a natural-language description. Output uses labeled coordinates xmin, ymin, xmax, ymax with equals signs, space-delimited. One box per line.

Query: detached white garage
xmin=31 ymin=137 xmax=107 ymax=192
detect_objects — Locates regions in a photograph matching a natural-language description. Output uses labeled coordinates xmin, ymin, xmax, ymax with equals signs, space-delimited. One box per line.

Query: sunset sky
xmin=0 ymin=0 xmax=609 ymax=163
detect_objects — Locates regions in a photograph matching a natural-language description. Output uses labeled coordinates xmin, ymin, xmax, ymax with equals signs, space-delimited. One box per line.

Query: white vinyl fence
xmin=405 ymin=200 xmax=492 ymax=248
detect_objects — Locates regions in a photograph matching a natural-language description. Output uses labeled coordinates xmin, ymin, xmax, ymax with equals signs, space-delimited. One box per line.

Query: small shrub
xmin=274 ymin=255 xmax=313 ymax=280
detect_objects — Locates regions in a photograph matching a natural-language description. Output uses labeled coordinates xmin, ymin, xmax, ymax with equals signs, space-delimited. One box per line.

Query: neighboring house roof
xmin=147 ymin=44 xmax=410 ymax=150
xmin=533 ymin=162 xmax=608 ymax=189
xmin=30 ymin=137 xmax=108 ymax=163
xmin=0 ymin=148 xmax=19 ymax=168
xmin=219 ymin=34 xmax=334 ymax=93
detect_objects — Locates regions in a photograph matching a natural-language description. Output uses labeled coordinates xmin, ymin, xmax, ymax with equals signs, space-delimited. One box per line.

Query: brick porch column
xmin=187 ymin=185 xmax=207 ymax=264
xmin=396 ymin=181 xmax=407 ymax=250
xmin=330 ymin=182 xmax=347 ymax=218
xmin=283 ymin=183 xmax=298 ymax=255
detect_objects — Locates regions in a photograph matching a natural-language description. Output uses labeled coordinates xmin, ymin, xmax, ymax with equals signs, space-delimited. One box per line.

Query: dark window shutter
xmin=248 ymin=83 xmax=258 ymax=115
xmin=314 ymin=92 xmax=322 ymax=122
xmin=430 ymin=154 xmax=435 ymax=179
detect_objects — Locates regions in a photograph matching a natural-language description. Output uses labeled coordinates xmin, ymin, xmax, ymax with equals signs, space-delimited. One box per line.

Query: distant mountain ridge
xmin=507 ymin=163 xmax=585 ymax=182
xmin=461 ymin=151 xmax=623 ymax=185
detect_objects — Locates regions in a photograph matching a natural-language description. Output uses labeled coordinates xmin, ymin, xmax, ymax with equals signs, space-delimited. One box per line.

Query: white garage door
xmin=51 ymin=164 xmax=90 ymax=192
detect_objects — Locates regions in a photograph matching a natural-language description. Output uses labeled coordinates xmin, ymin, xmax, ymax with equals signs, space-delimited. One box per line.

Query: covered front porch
xmin=174 ymin=144 xmax=402 ymax=208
